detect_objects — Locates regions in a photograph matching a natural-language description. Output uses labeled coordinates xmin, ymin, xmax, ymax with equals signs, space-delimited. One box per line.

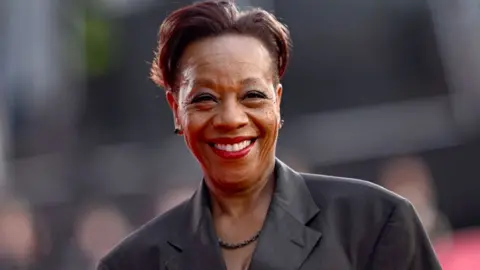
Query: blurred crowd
xmin=380 ymin=156 xmax=480 ymax=268
xmin=0 ymin=184 xmax=195 ymax=270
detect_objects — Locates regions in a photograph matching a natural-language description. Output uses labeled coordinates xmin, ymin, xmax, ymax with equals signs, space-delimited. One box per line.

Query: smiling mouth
xmin=208 ymin=138 xmax=257 ymax=159
xmin=211 ymin=139 xmax=255 ymax=152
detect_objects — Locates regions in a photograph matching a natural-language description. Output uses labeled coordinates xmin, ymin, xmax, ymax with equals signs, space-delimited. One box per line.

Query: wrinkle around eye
xmin=243 ymin=90 xmax=269 ymax=99
xmin=189 ymin=93 xmax=217 ymax=104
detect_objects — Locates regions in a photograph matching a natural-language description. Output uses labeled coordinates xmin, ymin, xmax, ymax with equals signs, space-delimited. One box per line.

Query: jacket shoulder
xmin=299 ymin=173 xmax=440 ymax=269
xmin=300 ymin=172 xmax=409 ymax=212
xmin=99 ymin=200 xmax=189 ymax=269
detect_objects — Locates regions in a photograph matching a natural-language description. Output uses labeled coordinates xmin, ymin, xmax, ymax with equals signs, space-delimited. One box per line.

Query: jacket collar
xmin=164 ymin=158 xmax=322 ymax=270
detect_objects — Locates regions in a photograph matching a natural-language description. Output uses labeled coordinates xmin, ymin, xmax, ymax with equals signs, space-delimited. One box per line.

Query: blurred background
xmin=1 ymin=0 xmax=480 ymax=269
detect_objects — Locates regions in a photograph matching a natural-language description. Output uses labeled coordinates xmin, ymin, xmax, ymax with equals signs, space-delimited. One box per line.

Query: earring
xmin=280 ymin=119 xmax=285 ymax=128
xmin=174 ymin=128 xmax=181 ymax=134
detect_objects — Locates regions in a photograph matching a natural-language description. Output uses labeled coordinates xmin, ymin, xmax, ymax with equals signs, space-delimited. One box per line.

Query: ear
xmin=275 ymin=83 xmax=283 ymax=110
xmin=275 ymin=84 xmax=283 ymax=128
xmin=166 ymin=91 xmax=180 ymax=129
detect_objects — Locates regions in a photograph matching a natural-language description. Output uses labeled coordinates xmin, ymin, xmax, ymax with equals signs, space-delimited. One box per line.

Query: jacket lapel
xmin=163 ymin=159 xmax=322 ymax=270
xmin=163 ymin=181 xmax=226 ymax=270
xmin=249 ymin=159 xmax=322 ymax=270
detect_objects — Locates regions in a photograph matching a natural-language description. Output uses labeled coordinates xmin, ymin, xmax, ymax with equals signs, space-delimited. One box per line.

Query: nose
xmin=212 ymin=99 xmax=248 ymax=131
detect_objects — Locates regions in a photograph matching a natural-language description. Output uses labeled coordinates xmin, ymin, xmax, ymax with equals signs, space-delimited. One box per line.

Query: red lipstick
xmin=209 ymin=137 xmax=256 ymax=159
xmin=209 ymin=136 xmax=255 ymax=144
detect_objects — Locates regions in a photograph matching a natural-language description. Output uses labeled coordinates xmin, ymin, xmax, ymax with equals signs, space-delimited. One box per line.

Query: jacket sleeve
xmin=366 ymin=199 xmax=442 ymax=270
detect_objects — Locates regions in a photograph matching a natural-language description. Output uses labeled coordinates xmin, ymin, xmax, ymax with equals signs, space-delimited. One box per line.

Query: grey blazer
xmin=98 ymin=159 xmax=441 ymax=270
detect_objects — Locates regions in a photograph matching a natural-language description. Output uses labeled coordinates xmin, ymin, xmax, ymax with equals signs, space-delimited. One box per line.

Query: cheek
xmin=180 ymin=110 xmax=208 ymax=145
xmin=264 ymin=106 xmax=281 ymax=131
xmin=252 ymin=106 xmax=280 ymax=141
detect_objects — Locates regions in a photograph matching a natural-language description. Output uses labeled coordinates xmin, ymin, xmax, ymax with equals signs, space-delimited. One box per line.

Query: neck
xmin=206 ymin=165 xmax=275 ymax=219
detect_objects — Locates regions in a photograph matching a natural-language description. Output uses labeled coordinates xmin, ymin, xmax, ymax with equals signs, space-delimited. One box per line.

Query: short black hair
xmin=150 ymin=0 xmax=292 ymax=92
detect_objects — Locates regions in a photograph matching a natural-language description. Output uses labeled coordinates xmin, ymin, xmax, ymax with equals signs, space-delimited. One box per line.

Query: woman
xmin=98 ymin=1 xmax=441 ymax=269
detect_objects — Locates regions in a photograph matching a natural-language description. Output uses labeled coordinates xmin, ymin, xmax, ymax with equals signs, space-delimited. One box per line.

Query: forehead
xmin=178 ymin=34 xmax=273 ymax=88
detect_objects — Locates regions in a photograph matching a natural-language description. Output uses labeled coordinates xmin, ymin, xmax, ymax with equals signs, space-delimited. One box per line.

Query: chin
xmin=212 ymin=171 xmax=257 ymax=190
xmin=203 ymin=159 xmax=258 ymax=183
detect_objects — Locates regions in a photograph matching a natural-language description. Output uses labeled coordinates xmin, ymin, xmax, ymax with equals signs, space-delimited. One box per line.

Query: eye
xmin=191 ymin=93 xmax=216 ymax=103
xmin=244 ymin=90 xmax=267 ymax=99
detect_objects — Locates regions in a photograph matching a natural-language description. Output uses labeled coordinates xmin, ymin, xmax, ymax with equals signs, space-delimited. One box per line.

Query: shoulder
xmin=300 ymin=172 xmax=412 ymax=218
xmin=98 ymin=200 xmax=189 ymax=269
xmin=298 ymin=174 xmax=440 ymax=268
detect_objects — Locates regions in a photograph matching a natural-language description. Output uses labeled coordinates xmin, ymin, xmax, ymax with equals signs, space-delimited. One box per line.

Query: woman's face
xmin=166 ymin=34 xmax=282 ymax=190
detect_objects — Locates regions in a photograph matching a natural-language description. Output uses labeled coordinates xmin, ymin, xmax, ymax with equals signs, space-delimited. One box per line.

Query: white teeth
xmin=214 ymin=140 xmax=251 ymax=152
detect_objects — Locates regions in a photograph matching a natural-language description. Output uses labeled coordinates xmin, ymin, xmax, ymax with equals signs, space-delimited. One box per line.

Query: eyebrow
xmin=190 ymin=78 xmax=217 ymax=89
xmin=239 ymin=77 xmax=264 ymax=87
